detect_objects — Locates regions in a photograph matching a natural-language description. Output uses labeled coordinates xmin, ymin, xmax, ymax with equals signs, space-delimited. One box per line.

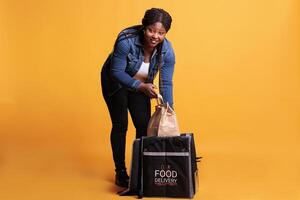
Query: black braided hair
xmin=142 ymin=8 xmax=173 ymax=80
xmin=142 ymin=8 xmax=172 ymax=32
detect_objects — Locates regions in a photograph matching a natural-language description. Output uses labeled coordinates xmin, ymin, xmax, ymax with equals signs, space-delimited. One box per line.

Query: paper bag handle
xmin=156 ymin=93 xmax=164 ymax=105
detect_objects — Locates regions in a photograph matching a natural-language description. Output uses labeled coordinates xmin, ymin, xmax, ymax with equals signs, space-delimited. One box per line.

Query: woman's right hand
xmin=137 ymin=83 xmax=158 ymax=98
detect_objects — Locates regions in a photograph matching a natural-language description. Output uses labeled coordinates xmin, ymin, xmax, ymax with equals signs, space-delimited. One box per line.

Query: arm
xmin=159 ymin=45 xmax=175 ymax=108
xmin=110 ymin=39 xmax=142 ymax=90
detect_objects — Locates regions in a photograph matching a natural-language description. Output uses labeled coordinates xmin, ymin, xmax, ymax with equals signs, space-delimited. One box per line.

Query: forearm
xmin=111 ymin=69 xmax=141 ymax=90
xmin=159 ymin=81 xmax=173 ymax=108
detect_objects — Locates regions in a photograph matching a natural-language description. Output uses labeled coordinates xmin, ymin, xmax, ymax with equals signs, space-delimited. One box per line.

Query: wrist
xmin=137 ymin=82 xmax=146 ymax=91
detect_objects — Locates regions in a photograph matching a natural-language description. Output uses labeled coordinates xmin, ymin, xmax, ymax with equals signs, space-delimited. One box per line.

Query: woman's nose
xmin=152 ymin=32 xmax=159 ymax=39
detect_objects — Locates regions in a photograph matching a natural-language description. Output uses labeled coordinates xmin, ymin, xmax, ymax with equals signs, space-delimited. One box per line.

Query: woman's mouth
xmin=150 ymin=39 xmax=158 ymax=45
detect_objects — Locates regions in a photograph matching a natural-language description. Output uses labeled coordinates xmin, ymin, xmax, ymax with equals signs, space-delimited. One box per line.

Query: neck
xmin=144 ymin=46 xmax=155 ymax=54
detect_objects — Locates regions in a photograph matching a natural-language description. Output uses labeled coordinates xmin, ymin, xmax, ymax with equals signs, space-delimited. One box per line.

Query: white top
xmin=133 ymin=62 xmax=150 ymax=82
xmin=133 ymin=48 xmax=157 ymax=82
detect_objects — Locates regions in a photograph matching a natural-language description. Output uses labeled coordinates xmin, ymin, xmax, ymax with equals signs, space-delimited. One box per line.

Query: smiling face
xmin=143 ymin=22 xmax=167 ymax=49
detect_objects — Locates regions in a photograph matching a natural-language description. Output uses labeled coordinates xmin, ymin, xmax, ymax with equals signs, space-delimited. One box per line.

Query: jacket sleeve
xmin=110 ymin=39 xmax=142 ymax=90
xmin=159 ymin=45 xmax=175 ymax=108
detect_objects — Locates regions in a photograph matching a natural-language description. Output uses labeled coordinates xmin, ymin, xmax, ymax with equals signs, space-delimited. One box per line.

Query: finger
xmin=146 ymin=90 xmax=153 ymax=97
xmin=148 ymin=93 xmax=156 ymax=98
xmin=149 ymin=84 xmax=157 ymax=91
xmin=149 ymin=90 xmax=157 ymax=98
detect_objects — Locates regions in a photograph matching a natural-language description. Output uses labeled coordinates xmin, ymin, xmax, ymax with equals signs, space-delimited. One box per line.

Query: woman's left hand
xmin=137 ymin=83 xmax=158 ymax=98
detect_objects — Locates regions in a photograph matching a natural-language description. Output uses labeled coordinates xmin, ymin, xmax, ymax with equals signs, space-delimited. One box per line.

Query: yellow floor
xmin=1 ymin=131 xmax=300 ymax=200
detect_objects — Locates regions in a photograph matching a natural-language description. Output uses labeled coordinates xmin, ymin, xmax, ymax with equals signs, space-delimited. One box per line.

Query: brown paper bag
xmin=147 ymin=94 xmax=180 ymax=137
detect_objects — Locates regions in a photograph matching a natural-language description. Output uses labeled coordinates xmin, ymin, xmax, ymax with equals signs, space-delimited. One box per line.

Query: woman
xmin=101 ymin=8 xmax=175 ymax=187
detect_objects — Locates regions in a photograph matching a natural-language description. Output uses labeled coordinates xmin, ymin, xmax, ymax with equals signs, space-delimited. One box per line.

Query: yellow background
xmin=1 ymin=0 xmax=300 ymax=199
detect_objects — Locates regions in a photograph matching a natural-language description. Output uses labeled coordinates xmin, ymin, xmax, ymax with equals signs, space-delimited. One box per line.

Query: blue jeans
xmin=101 ymin=71 xmax=151 ymax=171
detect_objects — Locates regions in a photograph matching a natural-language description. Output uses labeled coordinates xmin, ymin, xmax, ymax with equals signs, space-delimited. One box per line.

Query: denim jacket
xmin=102 ymin=27 xmax=175 ymax=108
